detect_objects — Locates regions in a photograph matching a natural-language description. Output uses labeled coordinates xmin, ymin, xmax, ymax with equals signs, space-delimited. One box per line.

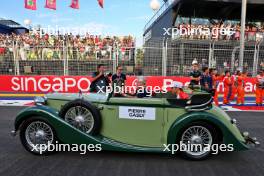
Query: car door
xmin=99 ymin=97 xmax=165 ymax=148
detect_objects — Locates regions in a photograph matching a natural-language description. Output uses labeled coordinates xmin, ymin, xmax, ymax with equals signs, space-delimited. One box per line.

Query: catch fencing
xmin=0 ymin=43 xmax=136 ymax=76
xmin=0 ymin=38 xmax=263 ymax=76
xmin=144 ymin=39 xmax=264 ymax=76
xmin=143 ymin=38 xmax=264 ymax=76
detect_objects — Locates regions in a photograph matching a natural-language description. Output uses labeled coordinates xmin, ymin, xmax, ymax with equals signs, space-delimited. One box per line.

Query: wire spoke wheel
xmin=25 ymin=121 xmax=54 ymax=152
xmin=65 ymin=106 xmax=95 ymax=134
xmin=181 ymin=125 xmax=213 ymax=157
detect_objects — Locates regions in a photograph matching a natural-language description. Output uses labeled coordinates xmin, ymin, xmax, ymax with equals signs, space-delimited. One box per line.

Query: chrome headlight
xmin=34 ymin=96 xmax=47 ymax=105
xmin=231 ymin=118 xmax=237 ymax=125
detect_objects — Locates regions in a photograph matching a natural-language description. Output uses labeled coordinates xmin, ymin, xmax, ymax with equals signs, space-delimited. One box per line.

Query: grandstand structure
xmin=143 ymin=0 xmax=264 ymax=76
xmin=0 ymin=19 xmax=28 ymax=34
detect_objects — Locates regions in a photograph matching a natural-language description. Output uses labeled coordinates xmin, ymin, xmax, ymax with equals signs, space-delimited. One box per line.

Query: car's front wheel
xmin=178 ymin=122 xmax=218 ymax=160
xmin=20 ymin=117 xmax=56 ymax=155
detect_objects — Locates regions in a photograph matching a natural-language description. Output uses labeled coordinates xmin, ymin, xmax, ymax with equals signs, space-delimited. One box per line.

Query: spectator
xmin=135 ymin=78 xmax=151 ymax=98
xmin=200 ymin=67 xmax=213 ymax=92
xmin=174 ymin=20 xmax=264 ymax=41
xmin=168 ymin=81 xmax=189 ymax=99
xmin=112 ymin=66 xmax=126 ymax=85
xmin=0 ymin=47 xmax=5 ymax=55
xmin=112 ymin=66 xmax=127 ymax=97
xmin=189 ymin=60 xmax=201 ymax=88
xmin=0 ymin=33 xmax=135 ymax=61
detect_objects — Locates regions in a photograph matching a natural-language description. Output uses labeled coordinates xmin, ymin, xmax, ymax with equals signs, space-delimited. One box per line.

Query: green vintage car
xmin=11 ymin=92 xmax=259 ymax=160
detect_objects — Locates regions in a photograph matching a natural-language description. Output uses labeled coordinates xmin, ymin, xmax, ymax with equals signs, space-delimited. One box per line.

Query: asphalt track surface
xmin=0 ymin=106 xmax=263 ymax=176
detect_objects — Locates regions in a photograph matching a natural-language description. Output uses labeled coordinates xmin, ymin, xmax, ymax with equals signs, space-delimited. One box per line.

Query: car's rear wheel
xmin=20 ymin=117 xmax=56 ymax=155
xmin=59 ymin=99 xmax=101 ymax=135
xmin=178 ymin=122 xmax=218 ymax=160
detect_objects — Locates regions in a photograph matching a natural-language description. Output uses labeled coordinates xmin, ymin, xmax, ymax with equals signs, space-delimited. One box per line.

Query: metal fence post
xmin=12 ymin=41 xmax=16 ymax=75
xmin=112 ymin=46 xmax=117 ymax=74
xmin=231 ymin=46 xmax=240 ymax=73
xmin=253 ymin=40 xmax=262 ymax=76
xmin=110 ymin=46 xmax=112 ymax=60
xmin=12 ymin=41 xmax=20 ymax=75
xmin=256 ymin=44 xmax=260 ymax=76
xmin=162 ymin=38 xmax=167 ymax=76
xmin=239 ymin=0 xmax=247 ymax=72
xmin=165 ymin=39 xmax=168 ymax=76
xmin=208 ymin=41 xmax=215 ymax=68
xmin=63 ymin=41 xmax=68 ymax=76
xmin=134 ymin=47 xmax=137 ymax=67
xmin=253 ymin=43 xmax=258 ymax=76
xmin=179 ymin=42 xmax=184 ymax=75
xmin=63 ymin=42 xmax=66 ymax=75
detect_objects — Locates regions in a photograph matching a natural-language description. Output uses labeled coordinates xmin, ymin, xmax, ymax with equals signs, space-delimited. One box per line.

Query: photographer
xmin=112 ymin=66 xmax=126 ymax=86
xmin=90 ymin=64 xmax=110 ymax=93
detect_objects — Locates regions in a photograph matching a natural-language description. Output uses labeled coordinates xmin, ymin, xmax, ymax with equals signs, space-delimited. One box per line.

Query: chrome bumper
xmin=242 ymin=132 xmax=260 ymax=147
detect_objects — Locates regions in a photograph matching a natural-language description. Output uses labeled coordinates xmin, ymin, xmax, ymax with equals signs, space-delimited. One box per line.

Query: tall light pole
xmin=239 ymin=0 xmax=247 ymax=72
xmin=23 ymin=19 xmax=32 ymax=31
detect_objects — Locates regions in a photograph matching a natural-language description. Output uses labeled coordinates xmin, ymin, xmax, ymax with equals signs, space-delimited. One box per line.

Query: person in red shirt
xmin=223 ymin=70 xmax=233 ymax=105
xmin=170 ymin=81 xmax=189 ymax=100
xmin=230 ymin=72 xmax=237 ymax=101
xmin=236 ymin=70 xmax=246 ymax=105
xmin=255 ymin=69 xmax=264 ymax=106
xmin=210 ymin=69 xmax=223 ymax=106
xmin=0 ymin=47 xmax=5 ymax=55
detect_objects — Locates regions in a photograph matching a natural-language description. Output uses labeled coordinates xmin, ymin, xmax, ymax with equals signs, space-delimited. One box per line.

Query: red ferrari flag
xmin=98 ymin=0 xmax=104 ymax=8
xmin=25 ymin=0 xmax=37 ymax=10
xmin=70 ymin=0 xmax=79 ymax=9
xmin=45 ymin=0 xmax=56 ymax=10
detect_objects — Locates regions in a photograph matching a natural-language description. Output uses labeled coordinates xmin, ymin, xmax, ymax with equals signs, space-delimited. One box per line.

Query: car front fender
xmin=167 ymin=112 xmax=248 ymax=151
xmin=14 ymin=105 xmax=60 ymax=132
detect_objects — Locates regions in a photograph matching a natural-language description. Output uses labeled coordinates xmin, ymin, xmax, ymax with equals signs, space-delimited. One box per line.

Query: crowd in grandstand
xmin=175 ymin=21 xmax=264 ymax=41
xmin=0 ymin=33 xmax=135 ymax=60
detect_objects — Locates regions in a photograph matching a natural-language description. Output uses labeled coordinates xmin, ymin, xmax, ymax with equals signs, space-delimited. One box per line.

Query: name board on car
xmin=119 ymin=106 xmax=156 ymax=120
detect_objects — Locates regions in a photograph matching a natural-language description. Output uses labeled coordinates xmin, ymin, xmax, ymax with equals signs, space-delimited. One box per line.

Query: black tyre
xmin=177 ymin=122 xmax=219 ymax=160
xmin=59 ymin=99 xmax=101 ymax=135
xmin=20 ymin=117 xmax=57 ymax=155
